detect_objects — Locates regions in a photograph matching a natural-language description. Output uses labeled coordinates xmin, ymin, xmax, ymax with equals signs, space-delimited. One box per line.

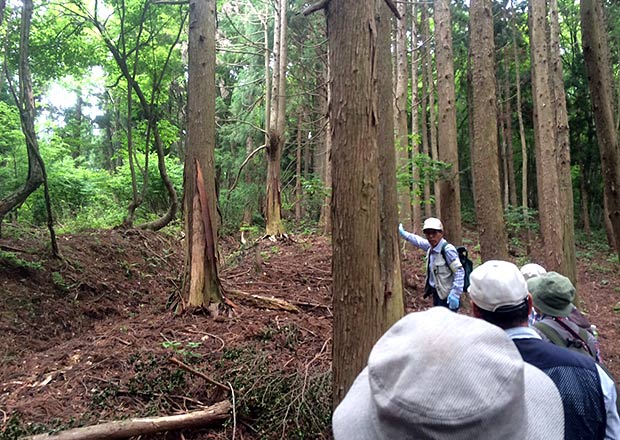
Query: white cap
xmin=520 ymin=263 xmax=547 ymax=281
xmin=422 ymin=217 xmax=443 ymax=232
xmin=468 ymin=260 xmax=529 ymax=312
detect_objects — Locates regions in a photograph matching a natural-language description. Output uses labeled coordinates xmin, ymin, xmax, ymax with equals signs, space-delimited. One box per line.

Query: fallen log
xmin=226 ymin=289 xmax=301 ymax=313
xmin=23 ymin=400 xmax=231 ymax=440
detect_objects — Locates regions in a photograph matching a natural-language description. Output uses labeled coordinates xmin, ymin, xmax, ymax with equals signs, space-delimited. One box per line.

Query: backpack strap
xmin=440 ymin=242 xmax=460 ymax=272
xmin=534 ymin=321 xmax=568 ymax=348
xmin=554 ymin=317 xmax=595 ymax=358
xmin=535 ymin=320 xmax=595 ymax=358
xmin=439 ymin=242 xmax=448 ymax=264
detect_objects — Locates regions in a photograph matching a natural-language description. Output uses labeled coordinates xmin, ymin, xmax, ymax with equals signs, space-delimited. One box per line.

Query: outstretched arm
xmin=398 ymin=223 xmax=430 ymax=251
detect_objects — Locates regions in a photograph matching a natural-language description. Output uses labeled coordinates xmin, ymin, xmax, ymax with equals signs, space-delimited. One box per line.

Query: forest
xmin=1 ymin=0 xmax=620 ymax=438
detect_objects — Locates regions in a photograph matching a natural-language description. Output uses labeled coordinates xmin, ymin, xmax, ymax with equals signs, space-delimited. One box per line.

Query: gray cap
xmin=332 ymin=308 xmax=564 ymax=440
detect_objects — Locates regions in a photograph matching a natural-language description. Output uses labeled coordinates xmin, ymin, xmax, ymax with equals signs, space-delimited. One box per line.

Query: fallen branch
xmin=169 ymin=357 xmax=231 ymax=393
xmin=23 ymin=400 xmax=232 ymax=440
xmin=290 ymin=300 xmax=331 ymax=311
xmin=226 ymin=289 xmax=301 ymax=313
xmin=0 ymin=243 xmax=26 ymax=253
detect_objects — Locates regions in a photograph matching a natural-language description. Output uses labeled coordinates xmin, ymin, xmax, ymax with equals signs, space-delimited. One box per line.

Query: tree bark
xmin=581 ymin=0 xmax=620 ymax=261
xmin=420 ymin=6 xmax=433 ymax=218
xmin=435 ymin=0 xmax=462 ymax=244
xmin=469 ymin=0 xmax=509 ymax=261
xmin=183 ymin=0 xmax=225 ymax=311
xmin=579 ymin=164 xmax=592 ymax=235
xmin=265 ymin=0 xmax=287 ymax=236
xmin=503 ymin=55 xmax=518 ymax=207
xmin=327 ymin=0 xmax=387 ymax=407
xmin=395 ymin=0 xmax=410 ymax=225
xmin=375 ymin=0 xmax=405 ymax=329
xmin=410 ymin=2 xmax=422 ymax=230
xmin=549 ymin=0 xmax=577 ymax=283
xmin=317 ymin=53 xmax=332 ymax=234
xmin=0 ymin=0 xmax=43 ymax=221
xmin=530 ymin=0 xmax=564 ymax=272
xmin=295 ymin=113 xmax=303 ymax=221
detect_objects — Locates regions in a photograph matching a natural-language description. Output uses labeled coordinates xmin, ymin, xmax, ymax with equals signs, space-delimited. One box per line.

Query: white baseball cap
xmin=520 ymin=263 xmax=547 ymax=281
xmin=422 ymin=217 xmax=443 ymax=232
xmin=468 ymin=260 xmax=529 ymax=312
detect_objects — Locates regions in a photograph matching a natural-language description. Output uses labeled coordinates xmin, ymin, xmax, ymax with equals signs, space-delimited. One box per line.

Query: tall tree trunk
xmin=579 ymin=164 xmax=592 ymax=235
xmin=549 ymin=0 xmax=577 ymax=283
xmin=0 ymin=0 xmax=43 ymax=222
xmin=511 ymin=0 xmax=532 ymax=250
xmin=327 ymin=0 xmax=387 ymax=407
xmin=72 ymin=93 xmax=83 ymax=160
xmin=410 ymin=2 xmax=422 ymax=230
xmin=424 ymin=4 xmax=440 ymax=217
xmin=295 ymin=113 xmax=303 ymax=221
xmin=530 ymin=0 xmax=564 ymax=272
xmin=123 ymin=83 xmax=143 ymax=227
xmin=420 ymin=6 xmax=433 ymax=218
xmin=241 ymin=135 xmax=255 ymax=236
xmin=139 ymin=124 xmax=179 ymax=231
xmin=503 ymin=55 xmax=518 ymax=207
xmin=375 ymin=0 xmax=404 ymax=326
xmin=317 ymin=54 xmax=332 ymax=234
xmin=1 ymin=0 xmax=58 ymax=256
xmin=469 ymin=0 xmax=509 ymax=261
xmin=265 ymin=0 xmax=287 ymax=236
xmin=395 ymin=0 xmax=410 ymax=226
xmin=435 ymin=0 xmax=462 ymax=244
xmin=603 ymin=190 xmax=617 ymax=251
xmin=183 ymin=0 xmax=224 ymax=312
xmin=498 ymin=82 xmax=509 ymax=208
xmin=581 ymin=0 xmax=620 ymax=261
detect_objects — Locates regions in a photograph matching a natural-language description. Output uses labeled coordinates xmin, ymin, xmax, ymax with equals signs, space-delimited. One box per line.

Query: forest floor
xmin=0 ymin=224 xmax=619 ymax=439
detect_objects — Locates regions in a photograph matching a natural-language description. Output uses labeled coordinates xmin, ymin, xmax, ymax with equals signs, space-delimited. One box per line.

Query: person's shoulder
xmin=539 ymin=337 xmax=596 ymax=368
xmin=441 ymin=241 xmax=458 ymax=253
xmin=515 ymin=337 xmax=596 ymax=370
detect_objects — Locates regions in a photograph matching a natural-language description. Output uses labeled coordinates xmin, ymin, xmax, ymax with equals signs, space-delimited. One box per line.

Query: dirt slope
xmin=0 ymin=228 xmax=619 ymax=439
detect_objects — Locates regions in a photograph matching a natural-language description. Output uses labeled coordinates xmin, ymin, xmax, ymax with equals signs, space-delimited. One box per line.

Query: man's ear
xmin=472 ymin=302 xmax=482 ymax=318
xmin=527 ymin=293 xmax=533 ymax=315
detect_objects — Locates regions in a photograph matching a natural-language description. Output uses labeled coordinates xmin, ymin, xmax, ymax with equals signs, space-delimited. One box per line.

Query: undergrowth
xmin=217 ymin=346 xmax=332 ymax=439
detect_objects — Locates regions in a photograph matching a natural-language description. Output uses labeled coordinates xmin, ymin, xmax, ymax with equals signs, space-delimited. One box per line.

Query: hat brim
xmin=332 ymin=368 xmax=382 ymax=440
xmin=532 ymin=298 xmax=574 ymax=317
xmin=523 ymin=363 xmax=564 ymax=439
xmin=332 ymin=364 xmax=564 ymax=440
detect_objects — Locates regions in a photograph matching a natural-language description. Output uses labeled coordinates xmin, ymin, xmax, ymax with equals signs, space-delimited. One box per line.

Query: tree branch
xmin=25 ymin=401 xmax=231 ymax=440
xmin=302 ymin=0 xmax=328 ymax=16
xmin=384 ymin=0 xmax=401 ymax=19
xmin=228 ymin=145 xmax=267 ymax=195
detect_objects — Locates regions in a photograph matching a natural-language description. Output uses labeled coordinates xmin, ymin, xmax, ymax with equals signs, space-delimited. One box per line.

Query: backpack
xmin=440 ymin=244 xmax=474 ymax=292
xmin=534 ymin=318 xmax=600 ymax=362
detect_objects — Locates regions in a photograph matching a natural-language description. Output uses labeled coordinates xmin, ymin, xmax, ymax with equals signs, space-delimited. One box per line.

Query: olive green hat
xmin=527 ymin=271 xmax=575 ymax=317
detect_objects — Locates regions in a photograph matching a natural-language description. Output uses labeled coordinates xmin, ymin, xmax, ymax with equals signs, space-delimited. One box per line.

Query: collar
xmin=505 ymin=326 xmax=542 ymax=340
xmin=430 ymin=238 xmax=446 ymax=253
